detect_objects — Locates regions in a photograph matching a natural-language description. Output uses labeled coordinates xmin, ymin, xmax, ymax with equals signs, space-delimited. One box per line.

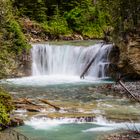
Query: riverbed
xmin=1 ymin=76 xmax=140 ymax=140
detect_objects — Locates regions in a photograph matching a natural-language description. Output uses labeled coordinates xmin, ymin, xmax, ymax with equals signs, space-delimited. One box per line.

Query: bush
xmin=0 ymin=88 xmax=14 ymax=130
xmin=7 ymin=19 xmax=31 ymax=54
xmin=65 ymin=5 xmax=110 ymax=37
xmin=65 ymin=7 xmax=85 ymax=32
xmin=48 ymin=17 xmax=71 ymax=35
xmin=82 ymin=23 xmax=103 ymax=38
xmin=42 ymin=7 xmax=72 ymax=36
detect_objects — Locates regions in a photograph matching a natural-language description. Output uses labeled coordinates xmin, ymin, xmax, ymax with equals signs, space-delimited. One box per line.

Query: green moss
xmin=0 ymin=103 xmax=10 ymax=129
xmin=0 ymin=87 xmax=14 ymax=130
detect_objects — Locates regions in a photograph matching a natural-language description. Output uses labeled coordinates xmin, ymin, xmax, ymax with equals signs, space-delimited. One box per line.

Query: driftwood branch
xmin=109 ymin=64 xmax=140 ymax=103
xmin=14 ymin=98 xmax=61 ymax=112
xmin=22 ymin=98 xmax=40 ymax=106
xmin=14 ymin=98 xmax=43 ymax=112
xmin=80 ymin=43 xmax=105 ymax=79
xmin=118 ymin=80 xmax=140 ymax=103
xmin=14 ymin=98 xmax=39 ymax=106
xmin=39 ymin=99 xmax=60 ymax=111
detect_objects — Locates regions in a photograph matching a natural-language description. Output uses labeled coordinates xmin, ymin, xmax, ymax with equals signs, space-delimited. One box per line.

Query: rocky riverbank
xmin=20 ymin=18 xmax=103 ymax=43
xmin=112 ymin=81 xmax=140 ymax=101
xmin=104 ymin=130 xmax=140 ymax=140
xmin=113 ymin=27 xmax=140 ymax=79
xmin=0 ymin=129 xmax=29 ymax=140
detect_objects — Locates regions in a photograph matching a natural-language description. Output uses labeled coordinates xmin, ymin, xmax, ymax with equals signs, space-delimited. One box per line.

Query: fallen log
xmin=80 ymin=42 xmax=105 ymax=79
xmin=22 ymin=98 xmax=40 ymax=106
xmin=15 ymin=104 xmax=42 ymax=112
xmin=14 ymin=98 xmax=38 ymax=106
xmin=13 ymin=98 xmax=28 ymax=104
xmin=118 ymin=80 xmax=140 ymax=103
xmin=39 ymin=99 xmax=60 ymax=111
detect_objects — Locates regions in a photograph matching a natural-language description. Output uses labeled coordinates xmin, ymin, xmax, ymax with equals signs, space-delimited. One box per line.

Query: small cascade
xmin=32 ymin=43 xmax=112 ymax=78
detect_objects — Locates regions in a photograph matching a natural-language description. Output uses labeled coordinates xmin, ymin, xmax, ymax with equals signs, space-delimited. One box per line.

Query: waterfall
xmin=32 ymin=43 xmax=112 ymax=78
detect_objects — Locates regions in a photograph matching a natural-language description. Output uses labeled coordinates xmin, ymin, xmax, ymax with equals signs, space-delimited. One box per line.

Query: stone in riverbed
xmin=9 ymin=118 xmax=24 ymax=127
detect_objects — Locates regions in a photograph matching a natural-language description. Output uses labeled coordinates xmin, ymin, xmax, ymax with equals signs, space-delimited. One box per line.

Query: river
xmin=0 ymin=41 xmax=140 ymax=140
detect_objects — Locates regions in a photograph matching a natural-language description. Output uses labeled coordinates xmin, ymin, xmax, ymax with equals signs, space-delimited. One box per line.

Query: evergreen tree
xmin=13 ymin=0 xmax=47 ymax=22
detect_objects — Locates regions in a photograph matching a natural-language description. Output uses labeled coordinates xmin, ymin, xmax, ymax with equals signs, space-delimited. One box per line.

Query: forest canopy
xmin=12 ymin=0 xmax=140 ymax=38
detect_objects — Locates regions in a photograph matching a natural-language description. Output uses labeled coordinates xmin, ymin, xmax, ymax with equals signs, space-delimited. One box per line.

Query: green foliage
xmin=12 ymin=0 xmax=140 ymax=39
xmin=7 ymin=19 xmax=30 ymax=53
xmin=49 ymin=18 xmax=71 ymax=35
xmin=65 ymin=4 xmax=110 ymax=38
xmin=42 ymin=7 xmax=71 ymax=36
xmin=0 ymin=88 xmax=14 ymax=129
xmin=42 ymin=19 xmax=71 ymax=36
xmin=0 ymin=0 xmax=30 ymax=54
xmin=65 ymin=7 xmax=84 ymax=32
xmin=98 ymin=0 xmax=140 ymax=36
xmin=13 ymin=0 xmax=47 ymax=22
xmin=0 ymin=103 xmax=10 ymax=130
xmin=0 ymin=0 xmax=31 ymax=78
xmin=13 ymin=0 xmax=111 ymax=38
xmin=49 ymin=8 xmax=72 ymax=35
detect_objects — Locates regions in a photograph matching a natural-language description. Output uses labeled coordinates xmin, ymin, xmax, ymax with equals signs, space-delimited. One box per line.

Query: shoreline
xmin=112 ymin=81 xmax=140 ymax=101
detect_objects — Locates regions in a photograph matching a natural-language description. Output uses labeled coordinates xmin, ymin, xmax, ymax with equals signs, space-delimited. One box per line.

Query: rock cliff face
xmin=0 ymin=53 xmax=31 ymax=79
xmin=116 ymin=30 xmax=140 ymax=79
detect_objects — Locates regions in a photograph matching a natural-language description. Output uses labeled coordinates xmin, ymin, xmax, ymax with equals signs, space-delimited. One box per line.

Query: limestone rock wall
xmin=117 ymin=32 xmax=140 ymax=79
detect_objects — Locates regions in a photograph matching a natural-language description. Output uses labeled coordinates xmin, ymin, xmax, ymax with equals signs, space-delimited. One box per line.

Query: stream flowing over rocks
xmin=0 ymin=41 xmax=140 ymax=140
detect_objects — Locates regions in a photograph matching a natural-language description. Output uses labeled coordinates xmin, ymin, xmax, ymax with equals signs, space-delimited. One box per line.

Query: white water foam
xmin=83 ymin=123 xmax=140 ymax=132
xmin=25 ymin=117 xmax=80 ymax=130
xmin=83 ymin=116 xmax=140 ymax=132
xmin=25 ymin=116 xmax=140 ymax=132
xmin=4 ymin=75 xmax=113 ymax=86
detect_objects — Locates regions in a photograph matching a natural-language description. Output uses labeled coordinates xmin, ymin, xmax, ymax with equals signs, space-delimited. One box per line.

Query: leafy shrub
xmin=7 ymin=19 xmax=30 ymax=54
xmin=48 ymin=17 xmax=71 ymax=35
xmin=65 ymin=7 xmax=85 ymax=32
xmin=65 ymin=5 xmax=110 ymax=37
xmin=42 ymin=7 xmax=71 ymax=36
xmin=82 ymin=23 xmax=103 ymax=38
xmin=0 ymin=88 xmax=14 ymax=130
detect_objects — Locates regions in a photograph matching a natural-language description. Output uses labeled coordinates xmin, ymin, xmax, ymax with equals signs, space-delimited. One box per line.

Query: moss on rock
xmin=0 ymin=87 xmax=14 ymax=130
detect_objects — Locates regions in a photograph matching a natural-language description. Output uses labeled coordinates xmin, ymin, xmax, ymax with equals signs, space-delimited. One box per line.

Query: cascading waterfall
xmin=32 ymin=43 xmax=112 ymax=78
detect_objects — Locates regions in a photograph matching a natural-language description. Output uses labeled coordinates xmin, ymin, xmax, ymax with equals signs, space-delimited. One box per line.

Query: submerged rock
xmin=9 ymin=118 xmax=24 ymax=127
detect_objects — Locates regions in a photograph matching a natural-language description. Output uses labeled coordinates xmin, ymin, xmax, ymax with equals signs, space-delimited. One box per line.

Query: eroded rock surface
xmin=116 ymin=29 xmax=140 ymax=79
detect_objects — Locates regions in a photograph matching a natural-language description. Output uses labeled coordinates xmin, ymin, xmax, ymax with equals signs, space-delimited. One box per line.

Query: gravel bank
xmin=112 ymin=81 xmax=140 ymax=100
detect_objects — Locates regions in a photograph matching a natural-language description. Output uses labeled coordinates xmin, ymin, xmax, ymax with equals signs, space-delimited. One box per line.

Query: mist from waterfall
xmin=32 ymin=43 xmax=112 ymax=78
